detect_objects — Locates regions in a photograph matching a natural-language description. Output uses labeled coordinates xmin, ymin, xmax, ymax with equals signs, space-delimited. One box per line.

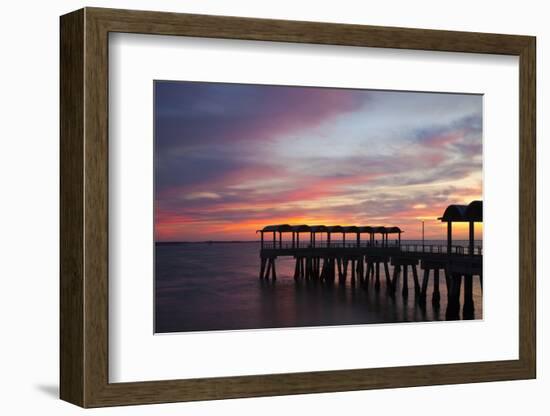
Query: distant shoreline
xmin=156 ymin=239 xmax=481 ymax=245
xmin=156 ymin=240 xmax=258 ymax=244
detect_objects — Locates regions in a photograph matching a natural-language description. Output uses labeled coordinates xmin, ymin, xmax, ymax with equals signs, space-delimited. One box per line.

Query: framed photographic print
xmin=60 ymin=7 xmax=536 ymax=408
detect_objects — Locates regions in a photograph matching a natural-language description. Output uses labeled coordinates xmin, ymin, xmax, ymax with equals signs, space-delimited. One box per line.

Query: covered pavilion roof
xmin=439 ymin=200 xmax=483 ymax=222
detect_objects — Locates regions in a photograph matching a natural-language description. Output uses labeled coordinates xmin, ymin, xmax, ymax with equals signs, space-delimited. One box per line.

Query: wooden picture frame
xmin=60 ymin=7 xmax=536 ymax=408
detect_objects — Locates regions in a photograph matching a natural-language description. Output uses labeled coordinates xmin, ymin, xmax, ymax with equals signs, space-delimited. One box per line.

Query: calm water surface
xmin=155 ymin=242 xmax=482 ymax=333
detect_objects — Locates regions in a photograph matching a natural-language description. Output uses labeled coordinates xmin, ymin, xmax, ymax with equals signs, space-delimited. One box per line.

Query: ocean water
xmin=155 ymin=241 xmax=483 ymax=333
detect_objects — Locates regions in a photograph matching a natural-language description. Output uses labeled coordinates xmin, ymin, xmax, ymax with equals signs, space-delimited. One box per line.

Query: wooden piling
xmin=412 ymin=265 xmax=420 ymax=297
xmin=433 ymin=268 xmax=441 ymax=304
xmin=444 ymin=268 xmax=451 ymax=302
xmin=343 ymin=259 xmax=349 ymax=281
xmin=391 ymin=264 xmax=400 ymax=295
xmin=260 ymin=258 xmax=267 ymax=279
xmin=264 ymin=258 xmax=272 ymax=280
xmin=445 ymin=273 xmax=462 ymax=320
xmin=383 ymin=262 xmax=392 ymax=293
xmin=324 ymin=258 xmax=329 ymax=282
xmin=421 ymin=268 xmax=429 ymax=298
xmin=337 ymin=258 xmax=344 ymax=282
xmin=402 ymin=265 xmax=409 ymax=297
xmin=364 ymin=261 xmax=371 ymax=283
xmin=271 ymin=258 xmax=277 ymax=281
xmin=293 ymin=257 xmax=299 ymax=280
xmin=463 ymin=274 xmax=474 ymax=319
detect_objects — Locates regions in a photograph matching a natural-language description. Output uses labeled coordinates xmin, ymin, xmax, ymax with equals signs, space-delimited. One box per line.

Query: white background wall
xmin=0 ymin=0 xmax=546 ymax=414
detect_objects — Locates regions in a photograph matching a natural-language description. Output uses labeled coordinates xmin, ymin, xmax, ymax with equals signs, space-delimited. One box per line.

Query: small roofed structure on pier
xmin=325 ymin=225 xmax=343 ymax=247
xmin=438 ymin=200 xmax=483 ymax=255
xmin=358 ymin=226 xmax=374 ymax=236
xmin=309 ymin=225 xmax=327 ymax=246
xmin=341 ymin=226 xmax=359 ymax=246
xmin=261 ymin=224 xmax=292 ymax=232
xmin=256 ymin=224 xmax=306 ymax=249
xmin=369 ymin=226 xmax=403 ymax=246
xmin=385 ymin=226 xmax=403 ymax=246
xmin=257 ymin=224 xmax=292 ymax=249
xmin=257 ymin=223 xmax=403 ymax=249
xmin=465 ymin=200 xmax=482 ymax=222
xmin=291 ymin=225 xmax=311 ymax=232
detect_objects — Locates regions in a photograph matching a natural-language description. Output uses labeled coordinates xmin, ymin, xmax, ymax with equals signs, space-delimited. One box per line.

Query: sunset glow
xmin=155 ymin=82 xmax=482 ymax=241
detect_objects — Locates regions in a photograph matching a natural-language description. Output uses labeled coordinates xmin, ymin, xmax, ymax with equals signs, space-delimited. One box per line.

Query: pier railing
xmin=261 ymin=241 xmax=482 ymax=255
xmin=261 ymin=241 xmax=401 ymax=250
xmin=399 ymin=244 xmax=482 ymax=256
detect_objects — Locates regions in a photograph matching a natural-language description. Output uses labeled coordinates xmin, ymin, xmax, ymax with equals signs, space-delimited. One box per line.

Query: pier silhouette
xmin=257 ymin=200 xmax=482 ymax=320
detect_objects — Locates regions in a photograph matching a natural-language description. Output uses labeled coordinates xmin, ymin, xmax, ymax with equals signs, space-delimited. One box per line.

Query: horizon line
xmin=156 ymin=238 xmax=481 ymax=244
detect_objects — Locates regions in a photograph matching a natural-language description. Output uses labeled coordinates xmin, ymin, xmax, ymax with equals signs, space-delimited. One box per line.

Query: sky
xmin=154 ymin=81 xmax=482 ymax=242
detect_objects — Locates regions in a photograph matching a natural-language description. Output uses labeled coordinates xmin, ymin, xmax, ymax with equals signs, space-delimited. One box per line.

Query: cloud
xmin=154 ymin=82 xmax=482 ymax=241
xmin=183 ymin=192 xmax=222 ymax=201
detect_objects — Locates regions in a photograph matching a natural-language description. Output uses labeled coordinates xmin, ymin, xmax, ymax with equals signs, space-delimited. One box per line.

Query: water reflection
xmin=155 ymin=242 xmax=482 ymax=333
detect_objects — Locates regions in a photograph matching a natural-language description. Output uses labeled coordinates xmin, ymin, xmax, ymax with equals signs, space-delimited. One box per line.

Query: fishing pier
xmin=257 ymin=201 xmax=483 ymax=318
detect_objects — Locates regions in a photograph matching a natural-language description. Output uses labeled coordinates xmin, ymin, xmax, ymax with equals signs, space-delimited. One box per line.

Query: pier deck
xmin=258 ymin=241 xmax=482 ymax=320
xmin=256 ymin=202 xmax=482 ymax=319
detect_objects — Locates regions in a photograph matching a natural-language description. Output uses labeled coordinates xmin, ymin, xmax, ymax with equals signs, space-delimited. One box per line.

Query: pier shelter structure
xmin=433 ymin=200 xmax=483 ymax=318
xmin=257 ymin=224 xmax=402 ymax=251
xmin=256 ymin=200 xmax=483 ymax=319
xmin=257 ymin=223 xmax=403 ymax=286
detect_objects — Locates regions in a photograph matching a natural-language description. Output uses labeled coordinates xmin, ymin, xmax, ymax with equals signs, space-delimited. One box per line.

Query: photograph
xmin=154 ymin=81 xmax=483 ymax=333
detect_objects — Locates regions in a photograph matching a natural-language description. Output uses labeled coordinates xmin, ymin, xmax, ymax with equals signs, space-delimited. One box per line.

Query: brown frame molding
xmin=60 ymin=7 xmax=536 ymax=408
